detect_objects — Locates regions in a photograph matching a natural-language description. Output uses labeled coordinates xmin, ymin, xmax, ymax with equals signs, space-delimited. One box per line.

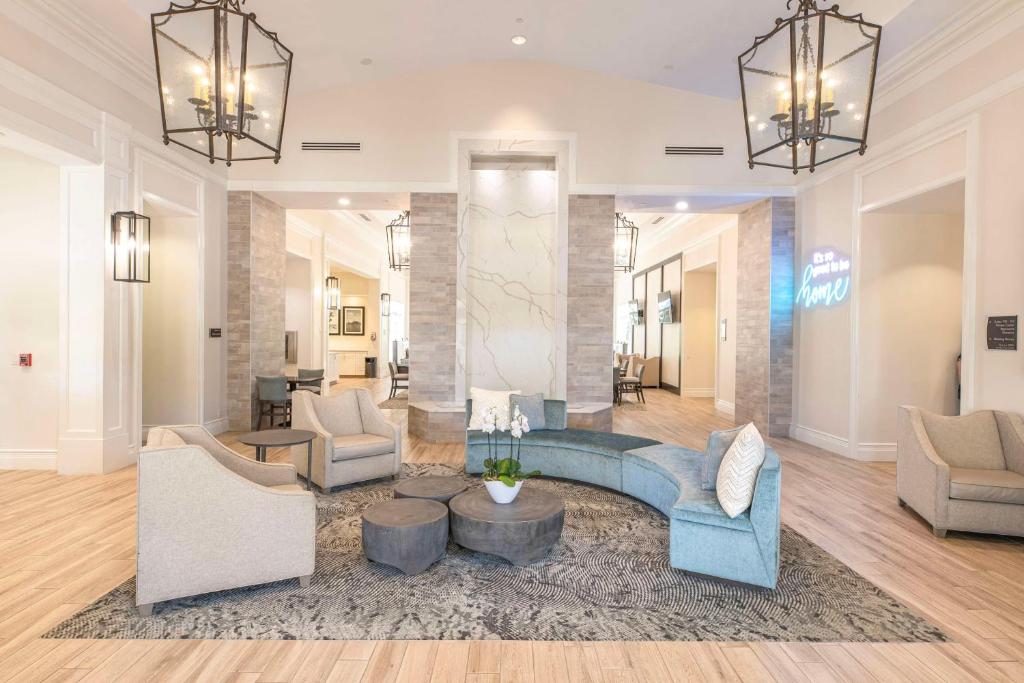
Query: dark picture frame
xmin=342 ymin=306 xmax=366 ymax=336
xmin=328 ymin=308 xmax=341 ymax=336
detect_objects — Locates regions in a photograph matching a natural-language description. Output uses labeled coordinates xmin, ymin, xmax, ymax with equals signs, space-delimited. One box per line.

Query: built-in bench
xmin=465 ymin=399 xmax=781 ymax=588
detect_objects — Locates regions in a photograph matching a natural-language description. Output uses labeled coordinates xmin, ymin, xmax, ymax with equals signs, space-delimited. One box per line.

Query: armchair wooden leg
xmin=299 ymin=575 xmax=311 ymax=588
xmin=138 ymin=603 xmax=154 ymax=617
xmin=933 ymin=526 xmax=947 ymax=538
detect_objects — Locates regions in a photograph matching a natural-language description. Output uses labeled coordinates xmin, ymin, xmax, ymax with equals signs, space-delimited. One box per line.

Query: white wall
xmin=328 ymin=270 xmax=380 ymax=354
xmin=0 ymin=148 xmax=60 ymax=468
xmin=858 ymin=212 xmax=963 ymax=446
xmin=142 ymin=211 xmax=198 ymax=428
xmin=682 ymin=269 xmax=718 ymax=397
xmin=716 ymin=227 xmax=738 ymax=413
xmin=285 ymin=254 xmax=313 ymax=369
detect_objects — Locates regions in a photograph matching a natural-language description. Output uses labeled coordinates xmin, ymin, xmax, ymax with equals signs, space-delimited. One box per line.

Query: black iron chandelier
xmin=738 ymin=0 xmax=881 ymax=174
xmin=386 ymin=211 xmax=412 ymax=271
xmin=151 ymin=0 xmax=293 ymax=165
xmin=614 ymin=213 xmax=639 ymax=273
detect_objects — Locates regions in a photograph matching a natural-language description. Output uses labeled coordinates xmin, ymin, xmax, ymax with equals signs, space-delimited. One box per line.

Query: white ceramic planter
xmin=484 ymin=480 xmax=523 ymax=504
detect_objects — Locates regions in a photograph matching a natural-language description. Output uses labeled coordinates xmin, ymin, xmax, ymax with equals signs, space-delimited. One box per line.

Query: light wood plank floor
xmin=2 ymin=378 xmax=1023 ymax=681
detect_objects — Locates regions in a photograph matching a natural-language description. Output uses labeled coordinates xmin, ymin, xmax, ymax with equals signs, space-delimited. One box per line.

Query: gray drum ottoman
xmin=361 ymin=498 xmax=448 ymax=575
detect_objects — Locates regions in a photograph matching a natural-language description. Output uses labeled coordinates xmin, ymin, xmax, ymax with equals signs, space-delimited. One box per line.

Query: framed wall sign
xmin=328 ymin=308 xmax=341 ymax=336
xmin=343 ymin=306 xmax=366 ymax=336
xmin=987 ymin=315 xmax=1018 ymax=351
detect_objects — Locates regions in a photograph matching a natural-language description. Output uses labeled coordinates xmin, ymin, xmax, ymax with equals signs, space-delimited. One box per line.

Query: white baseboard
xmin=790 ymin=425 xmax=849 ymax=457
xmin=856 ymin=442 xmax=897 ymax=462
xmin=715 ymin=399 xmax=735 ymax=416
xmin=683 ymin=388 xmax=715 ymax=398
xmin=0 ymin=449 xmax=57 ymax=470
xmin=204 ymin=417 xmax=229 ymax=435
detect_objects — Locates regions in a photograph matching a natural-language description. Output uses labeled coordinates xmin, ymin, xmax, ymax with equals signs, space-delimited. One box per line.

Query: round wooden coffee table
xmin=393 ymin=476 xmax=468 ymax=504
xmin=449 ymin=488 xmax=564 ymax=565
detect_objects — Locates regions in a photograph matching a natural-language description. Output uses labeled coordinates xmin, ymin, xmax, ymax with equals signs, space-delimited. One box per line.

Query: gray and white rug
xmin=45 ymin=463 xmax=946 ymax=642
xmin=377 ymin=395 xmax=408 ymax=409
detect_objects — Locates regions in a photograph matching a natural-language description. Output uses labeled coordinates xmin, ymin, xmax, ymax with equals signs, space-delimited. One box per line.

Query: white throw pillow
xmin=716 ymin=423 xmax=766 ymax=518
xmin=468 ymin=388 xmax=522 ymax=430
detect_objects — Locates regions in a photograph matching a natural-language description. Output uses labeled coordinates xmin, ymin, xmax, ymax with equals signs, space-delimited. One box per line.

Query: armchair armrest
xmin=155 ymin=425 xmax=298 ymax=488
xmin=356 ymin=388 xmax=398 ymax=441
xmin=996 ymin=411 xmax=1024 ymax=475
xmin=896 ymin=406 xmax=951 ymax=528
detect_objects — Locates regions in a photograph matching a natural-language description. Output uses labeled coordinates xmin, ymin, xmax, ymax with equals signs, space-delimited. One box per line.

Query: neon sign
xmin=796 ymin=249 xmax=851 ymax=309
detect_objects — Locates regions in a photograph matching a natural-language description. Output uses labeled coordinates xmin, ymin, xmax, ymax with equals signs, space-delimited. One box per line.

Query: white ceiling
xmin=123 ymin=0 xmax=965 ymax=99
xmin=868 ymin=180 xmax=966 ymax=215
xmin=260 ymin=191 xmax=408 ymax=212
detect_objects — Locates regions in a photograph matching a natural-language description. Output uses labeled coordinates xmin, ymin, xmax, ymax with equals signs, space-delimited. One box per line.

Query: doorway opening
xmin=858 ymin=180 xmax=966 ymax=450
xmin=682 ymin=264 xmax=718 ymax=399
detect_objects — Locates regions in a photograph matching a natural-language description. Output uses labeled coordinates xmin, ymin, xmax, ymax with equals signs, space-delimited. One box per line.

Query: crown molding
xmin=874 ymin=0 xmax=1024 ymax=112
xmin=2 ymin=0 xmax=157 ymax=110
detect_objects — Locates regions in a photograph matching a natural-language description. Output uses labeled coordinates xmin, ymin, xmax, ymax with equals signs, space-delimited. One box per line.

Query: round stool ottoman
xmin=361 ymin=498 xmax=448 ymax=575
xmin=393 ymin=476 xmax=468 ymax=504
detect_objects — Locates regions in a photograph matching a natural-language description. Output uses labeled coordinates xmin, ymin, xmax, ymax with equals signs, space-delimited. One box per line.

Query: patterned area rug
xmin=45 ymin=463 xmax=946 ymax=642
xmin=377 ymin=395 xmax=408 ymax=409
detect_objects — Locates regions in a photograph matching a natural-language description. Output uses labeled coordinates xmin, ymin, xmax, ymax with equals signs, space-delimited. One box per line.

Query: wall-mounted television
xmin=657 ymin=291 xmax=674 ymax=324
xmin=628 ymin=299 xmax=644 ymax=326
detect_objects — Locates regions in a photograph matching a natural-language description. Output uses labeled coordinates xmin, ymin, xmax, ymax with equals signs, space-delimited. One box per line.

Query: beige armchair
xmin=137 ymin=426 xmax=316 ymax=615
xmin=897 ymin=407 xmax=1024 ymax=538
xmin=290 ymin=388 xmax=402 ymax=490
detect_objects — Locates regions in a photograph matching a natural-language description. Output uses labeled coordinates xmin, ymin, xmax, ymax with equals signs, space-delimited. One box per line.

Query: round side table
xmin=237 ymin=429 xmax=317 ymax=490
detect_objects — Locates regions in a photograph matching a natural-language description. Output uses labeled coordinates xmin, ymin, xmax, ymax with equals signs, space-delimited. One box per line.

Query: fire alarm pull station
xmin=19 ymin=354 xmax=32 ymax=367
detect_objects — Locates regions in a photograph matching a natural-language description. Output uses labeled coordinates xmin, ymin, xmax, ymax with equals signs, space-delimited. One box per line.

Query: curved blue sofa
xmin=465 ymin=399 xmax=781 ymax=588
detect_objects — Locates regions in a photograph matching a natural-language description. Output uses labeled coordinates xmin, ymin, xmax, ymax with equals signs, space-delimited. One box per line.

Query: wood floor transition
xmin=1 ymin=378 xmax=1023 ymax=681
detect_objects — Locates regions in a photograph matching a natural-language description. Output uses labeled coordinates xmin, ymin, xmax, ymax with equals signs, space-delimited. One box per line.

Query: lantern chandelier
xmin=738 ymin=0 xmax=881 ymax=174
xmin=386 ymin=211 xmax=412 ymax=271
xmin=614 ymin=213 xmax=639 ymax=273
xmin=151 ymin=0 xmax=293 ymax=165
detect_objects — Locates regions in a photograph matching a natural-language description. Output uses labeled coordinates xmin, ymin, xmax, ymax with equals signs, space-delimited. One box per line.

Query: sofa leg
xmin=138 ymin=603 xmax=154 ymax=617
xmin=898 ymin=498 xmax=907 ymax=508
xmin=933 ymin=526 xmax=947 ymax=538
xmin=298 ymin=574 xmax=311 ymax=588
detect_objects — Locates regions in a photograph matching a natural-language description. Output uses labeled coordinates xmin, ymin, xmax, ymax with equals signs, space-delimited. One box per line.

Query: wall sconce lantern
xmin=738 ymin=0 xmax=881 ymax=174
xmin=380 ymin=292 xmax=391 ymax=317
xmin=150 ymin=0 xmax=294 ymax=166
xmin=111 ymin=211 xmax=151 ymax=283
xmin=614 ymin=212 xmax=639 ymax=273
xmin=386 ymin=210 xmax=411 ymax=271
xmin=325 ymin=276 xmax=340 ymax=310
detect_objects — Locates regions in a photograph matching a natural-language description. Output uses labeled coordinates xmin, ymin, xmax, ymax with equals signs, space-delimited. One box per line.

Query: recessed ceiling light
xmin=515 ymin=17 xmax=524 ymax=24
xmin=511 ymin=35 xmax=527 ymax=46
xmin=337 ymin=197 xmax=351 ymax=206
xmin=663 ymin=64 xmax=674 ymax=71
xmin=675 ymin=201 xmax=689 ymax=211
xmin=359 ymin=58 xmax=373 ymax=66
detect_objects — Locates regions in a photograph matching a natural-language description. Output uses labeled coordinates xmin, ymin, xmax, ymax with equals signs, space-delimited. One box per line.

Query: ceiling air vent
xmin=301 ymin=141 xmax=361 ymax=152
xmin=652 ymin=216 xmax=666 ymax=225
xmin=665 ymin=146 xmax=724 ymax=156
xmin=358 ymin=213 xmax=373 ymax=222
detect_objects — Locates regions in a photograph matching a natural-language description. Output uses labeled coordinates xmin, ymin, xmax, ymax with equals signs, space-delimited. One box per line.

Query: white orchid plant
xmin=477 ymin=404 xmax=540 ymax=487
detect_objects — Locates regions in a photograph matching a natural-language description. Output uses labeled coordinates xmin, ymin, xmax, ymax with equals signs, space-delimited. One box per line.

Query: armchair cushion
xmin=332 ymin=434 xmax=395 ymax=461
xmin=949 ymin=468 xmax=1024 ymax=505
xmin=315 ymin=391 xmax=364 ymax=436
xmin=921 ymin=411 xmax=1005 ymax=470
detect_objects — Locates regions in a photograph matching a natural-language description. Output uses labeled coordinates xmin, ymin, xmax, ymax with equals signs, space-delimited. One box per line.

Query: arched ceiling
xmin=121 ymin=0 xmax=964 ymax=98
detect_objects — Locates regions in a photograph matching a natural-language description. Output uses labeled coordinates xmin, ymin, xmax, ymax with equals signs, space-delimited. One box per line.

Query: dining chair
xmin=619 ymin=364 xmax=646 ymax=404
xmin=256 ymin=376 xmax=291 ymax=430
xmin=388 ymin=361 xmax=409 ymax=399
xmin=295 ymin=368 xmax=324 ymax=395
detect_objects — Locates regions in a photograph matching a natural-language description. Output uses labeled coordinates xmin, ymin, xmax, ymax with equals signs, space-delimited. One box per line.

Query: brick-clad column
xmin=567 ymin=195 xmax=615 ymax=405
xmin=408 ymin=193 xmax=458 ymax=403
xmin=736 ymin=197 xmax=795 ymax=437
xmin=227 ymin=191 xmax=286 ymax=430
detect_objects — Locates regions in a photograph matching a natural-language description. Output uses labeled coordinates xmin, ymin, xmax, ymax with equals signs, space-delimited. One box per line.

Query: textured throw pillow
xmin=146 ymin=428 xmax=186 ymax=448
xmin=511 ymin=393 xmax=546 ymax=431
xmin=468 ymin=388 xmax=522 ymax=430
xmin=716 ymin=423 xmax=766 ymax=518
xmin=701 ymin=425 xmax=745 ymax=490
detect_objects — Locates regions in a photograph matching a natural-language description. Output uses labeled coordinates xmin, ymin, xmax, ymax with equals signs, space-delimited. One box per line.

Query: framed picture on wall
xmin=328 ymin=308 xmax=341 ymax=336
xmin=342 ymin=306 xmax=365 ymax=336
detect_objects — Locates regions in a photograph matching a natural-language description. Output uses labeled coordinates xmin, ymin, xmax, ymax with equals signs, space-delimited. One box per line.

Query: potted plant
xmin=478 ymin=405 xmax=540 ymax=504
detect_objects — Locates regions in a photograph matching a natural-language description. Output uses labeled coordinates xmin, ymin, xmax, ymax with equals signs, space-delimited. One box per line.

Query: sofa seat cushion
xmin=623 ymin=446 xmax=753 ymax=532
xmin=467 ymin=428 xmax=658 ymax=458
xmin=949 ymin=468 xmax=1024 ymax=505
xmin=332 ymin=434 xmax=395 ymax=461
xmin=269 ymin=483 xmax=304 ymax=493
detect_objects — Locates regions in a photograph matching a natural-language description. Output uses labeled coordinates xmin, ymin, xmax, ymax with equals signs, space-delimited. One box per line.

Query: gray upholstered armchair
xmin=897 ymin=407 xmax=1024 ymax=538
xmin=290 ymin=388 xmax=401 ymax=490
xmin=137 ymin=426 xmax=316 ymax=615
